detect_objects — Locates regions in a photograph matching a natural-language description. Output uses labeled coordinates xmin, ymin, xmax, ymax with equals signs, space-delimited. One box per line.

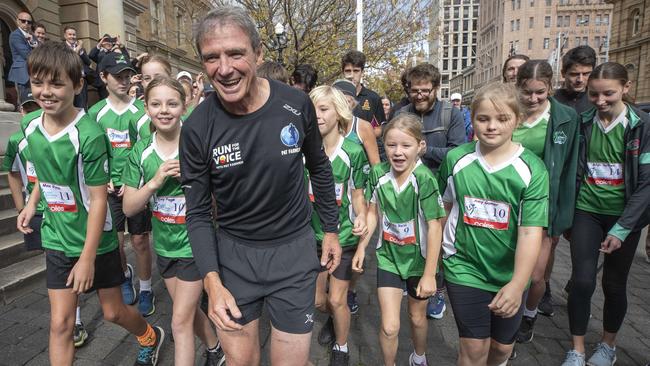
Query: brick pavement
xmin=0 ymin=235 xmax=649 ymax=366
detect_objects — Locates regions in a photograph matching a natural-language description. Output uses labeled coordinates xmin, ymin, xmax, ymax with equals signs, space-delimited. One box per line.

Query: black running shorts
xmin=108 ymin=190 xmax=151 ymax=234
xmin=46 ymin=248 xmax=125 ymax=291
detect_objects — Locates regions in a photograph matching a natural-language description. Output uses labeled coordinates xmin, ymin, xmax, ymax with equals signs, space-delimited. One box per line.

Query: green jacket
xmin=543 ymin=97 xmax=581 ymax=237
xmin=577 ymin=104 xmax=650 ymax=241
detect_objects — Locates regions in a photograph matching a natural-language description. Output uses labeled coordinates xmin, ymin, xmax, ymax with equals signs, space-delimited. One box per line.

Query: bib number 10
xmin=463 ymin=196 xmax=510 ymax=230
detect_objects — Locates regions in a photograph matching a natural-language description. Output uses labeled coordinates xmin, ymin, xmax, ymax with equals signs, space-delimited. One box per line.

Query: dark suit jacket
xmin=8 ymin=29 xmax=32 ymax=85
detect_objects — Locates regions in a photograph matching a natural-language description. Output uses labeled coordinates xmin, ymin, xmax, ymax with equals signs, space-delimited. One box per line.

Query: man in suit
xmin=8 ymin=11 xmax=37 ymax=106
xmin=63 ymin=26 xmax=93 ymax=110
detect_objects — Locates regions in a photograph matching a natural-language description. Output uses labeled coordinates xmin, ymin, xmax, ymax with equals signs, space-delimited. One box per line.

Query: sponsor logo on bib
xmin=152 ymin=196 xmax=186 ymax=224
xmin=382 ymin=217 xmax=416 ymax=245
xmin=106 ymin=128 xmax=131 ymax=148
xmin=26 ymin=161 xmax=37 ymax=183
xmin=41 ymin=182 xmax=77 ymax=212
xmin=463 ymin=196 xmax=510 ymax=230
xmin=586 ymin=162 xmax=623 ymax=186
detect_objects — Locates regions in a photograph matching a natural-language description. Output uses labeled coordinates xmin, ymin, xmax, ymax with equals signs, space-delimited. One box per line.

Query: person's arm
xmin=357 ymin=118 xmax=380 ymax=165
xmin=350 ymin=188 xmax=367 ymax=238
xmin=123 ymin=159 xmax=180 ymax=216
xmin=88 ymin=45 xmax=100 ymax=63
xmin=416 ymin=218 xmax=443 ymax=298
xmin=7 ymin=172 xmax=24 ymax=212
xmin=16 ymin=183 xmax=39 ymax=234
xmin=352 ymin=202 xmax=377 ymax=273
xmin=424 ymin=108 xmax=466 ymax=165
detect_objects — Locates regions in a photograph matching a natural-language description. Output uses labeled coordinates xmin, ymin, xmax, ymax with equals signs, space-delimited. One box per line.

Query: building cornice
xmin=123 ymin=0 xmax=147 ymax=15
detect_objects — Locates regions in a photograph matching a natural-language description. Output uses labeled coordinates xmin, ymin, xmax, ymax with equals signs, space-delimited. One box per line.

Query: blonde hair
xmin=309 ymin=85 xmax=353 ymax=134
xmin=144 ymin=76 xmax=186 ymax=132
xmin=382 ymin=112 xmax=424 ymax=143
xmin=471 ymin=82 xmax=523 ymax=127
xmin=140 ymin=54 xmax=172 ymax=76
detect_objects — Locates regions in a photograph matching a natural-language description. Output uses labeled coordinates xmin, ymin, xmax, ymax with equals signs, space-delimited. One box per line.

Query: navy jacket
xmin=8 ymin=29 xmax=32 ymax=85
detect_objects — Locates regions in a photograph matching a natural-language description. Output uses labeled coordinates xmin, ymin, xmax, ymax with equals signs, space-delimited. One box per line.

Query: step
xmin=0 ymin=172 xmax=7 ymax=188
xmin=0 ymin=253 xmax=45 ymax=305
xmin=0 ymin=232 xmax=40 ymax=269
xmin=0 ymin=187 xmax=16 ymax=211
xmin=0 ymin=208 xmax=18 ymax=236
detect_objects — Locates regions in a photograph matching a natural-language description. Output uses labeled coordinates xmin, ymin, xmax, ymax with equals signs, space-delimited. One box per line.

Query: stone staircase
xmin=0 ymin=171 xmax=46 ymax=305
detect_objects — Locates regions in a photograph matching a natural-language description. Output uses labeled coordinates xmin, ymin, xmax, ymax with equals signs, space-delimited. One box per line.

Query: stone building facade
xmin=605 ymin=0 xmax=650 ymax=104
xmin=0 ymin=0 xmax=207 ymax=110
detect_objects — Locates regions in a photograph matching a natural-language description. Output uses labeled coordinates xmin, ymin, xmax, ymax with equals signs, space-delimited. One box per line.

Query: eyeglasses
xmin=18 ymin=19 xmax=33 ymax=24
xmin=409 ymin=88 xmax=432 ymax=97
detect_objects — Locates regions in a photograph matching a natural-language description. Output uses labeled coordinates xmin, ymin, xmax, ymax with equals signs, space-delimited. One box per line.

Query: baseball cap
xmin=450 ymin=92 xmax=462 ymax=101
xmin=332 ymin=79 xmax=356 ymax=97
xmin=176 ymin=71 xmax=193 ymax=82
xmin=20 ymin=88 xmax=36 ymax=106
xmin=98 ymin=52 xmax=135 ymax=74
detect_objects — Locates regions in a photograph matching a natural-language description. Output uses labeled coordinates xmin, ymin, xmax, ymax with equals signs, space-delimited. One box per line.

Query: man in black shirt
xmin=554 ymin=46 xmax=596 ymax=115
xmin=341 ymin=50 xmax=387 ymax=129
xmin=180 ymin=7 xmax=341 ymax=366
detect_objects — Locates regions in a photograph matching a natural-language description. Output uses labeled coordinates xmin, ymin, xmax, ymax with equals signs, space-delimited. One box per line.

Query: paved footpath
xmin=1 ymin=234 xmax=649 ymax=365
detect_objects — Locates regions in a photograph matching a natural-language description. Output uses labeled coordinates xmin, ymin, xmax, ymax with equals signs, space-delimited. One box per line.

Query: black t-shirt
xmin=353 ymin=85 xmax=387 ymax=126
xmin=180 ymin=79 xmax=338 ymax=276
xmin=554 ymin=88 xmax=593 ymax=115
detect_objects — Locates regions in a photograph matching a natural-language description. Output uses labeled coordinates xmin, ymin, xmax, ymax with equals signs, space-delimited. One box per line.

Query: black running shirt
xmin=180 ymin=79 xmax=338 ymax=276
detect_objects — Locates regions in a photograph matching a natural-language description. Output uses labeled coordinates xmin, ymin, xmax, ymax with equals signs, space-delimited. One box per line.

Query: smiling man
xmin=180 ymin=7 xmax=341 ymax=366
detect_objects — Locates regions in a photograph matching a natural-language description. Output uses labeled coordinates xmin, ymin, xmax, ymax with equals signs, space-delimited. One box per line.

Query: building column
xmin=98 ymin=0 xmax=125 ymax=41
xmin=0 ymin=26 xmax=15 ymax=111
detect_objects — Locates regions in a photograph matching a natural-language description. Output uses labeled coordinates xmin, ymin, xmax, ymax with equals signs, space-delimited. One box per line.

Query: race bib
xmin=586 ymin=162 xmax=623 ymax=186
xmin=26 ymin=161 xmax=37 ymax=183
xmin=41 ymin=182 xmax=77 ymax=212
xmin=152 ymin=196 xmax=186 ymax=224
xmin=308 ymin=181 xmax=343 ymax=206
xmin=382 ymin=217 xmax=416 ymax=245
xmin=463 ymin=196 xmax=510 ymax=230
xmin=106 ymin=128 xmax=131 ymax=148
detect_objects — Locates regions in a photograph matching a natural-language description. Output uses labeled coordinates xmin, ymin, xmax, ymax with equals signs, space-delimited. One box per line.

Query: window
xmin=557 ymin=15 xmax=563 ymax=27
xmin=516 ymin=19 xmax=520 ymax=31
xmin=530 ymin=0 xmax=534 ymax=5
xmin=545 ymin=16 xmax=551 ymax=28
xmin=529 ymin=17 xmax=534 ymax=28
xmin=575 ymin=37 xmax=581 ymax=46
xmin=546 ymin=0 xmax=551 ymax=5
xmin=583 ymin=14 xmax=589 ymax=25
xmin=528 ymin=38 xmax=533 ymax=50
xmin=543 ymin=38 xmax=549 ymax=49
xmin=595 ymin=15 xmax=601 ymax=26
xmin=175 ymin=7 xmax=185 ymax=46
xmin=603 ymin=14 xmax=609 ymax=25
xmin=511 ymin=20 xmax=515 ymax=31
xmin=150 ymin=0 xmax=163 ymax=38
xmin=564 ymin=15 xmax=571 ymax=27
xmin=632 ymin=9 xmax=641 ymax=36
xmin=582 ymin=36 xmax=588 ymax=45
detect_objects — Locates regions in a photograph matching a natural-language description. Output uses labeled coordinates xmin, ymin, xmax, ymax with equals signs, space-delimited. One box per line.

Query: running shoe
xmin=538 ymin=283 xmax=555 ymax=317
xmin=329 ymin=348 xmax=349 ymax=366
xmin=134 ymin=326 xmax=165 ymax=366
xmin=318 ymin=316 xmax=335 ymax=346
xmin=138 ymin=290 xmax=156 ymax=317
xmin=515 ymin=315 xmax=536 ymax=343
xmin=121 ymin=264 xmax=137 ymax=305
xmin=73 ymin=322 xmax=88 ymax=347
xmin=204 ymin=342 xmax=226 ymax=366
xmin=561 ymin=350 xmax=586 ymax=366
xmin=426 ymin=291 xmax=446 ymax=319
xmin=408 ymin=352 xmax=428 ymax=366
xmin=587 ymin=342 xmax=617 ymax=366
xmin=347 ymin=290 xmax=359 ymax=314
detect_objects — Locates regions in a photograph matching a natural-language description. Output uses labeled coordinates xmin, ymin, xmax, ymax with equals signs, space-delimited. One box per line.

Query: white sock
xmin=523 ymin=307 xmax=538 ymax=318
xmin=75 ymin=306 xmax=82 ymax=325
xmin=411 ymin=351 xmax=426 ymax=363
xmin=333 ymin=343 xmax=348 ymax=353
xmin=140 ymin=278 xmax=152 ymax=292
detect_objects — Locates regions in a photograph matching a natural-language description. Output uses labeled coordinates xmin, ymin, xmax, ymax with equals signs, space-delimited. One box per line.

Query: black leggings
xmin=568 ymin=209 xmax=641 ymax=336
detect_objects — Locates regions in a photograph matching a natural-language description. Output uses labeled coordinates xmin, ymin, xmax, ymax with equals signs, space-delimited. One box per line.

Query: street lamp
xmin=269 ymin=22 xmax=288 ymax=65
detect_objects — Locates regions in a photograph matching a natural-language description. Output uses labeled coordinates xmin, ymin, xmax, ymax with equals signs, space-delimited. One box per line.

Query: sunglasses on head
xmin=19 ymin=18 xmax=33 ymax=24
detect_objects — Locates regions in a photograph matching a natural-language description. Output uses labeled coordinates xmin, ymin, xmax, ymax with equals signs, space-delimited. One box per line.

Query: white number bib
xmin=40 ymin=182 xmax=77 ymax=212
xmin=152 ymin=196 xmax=186 ymax=224
xmin=382 ymin=217 xmax=416 ymax=245
xmin=586 ymin=162 xmax=623 ymax=186
xmin=308 ymin=181 xmax=343 ymax=206
xmin=106 ymin=128 xmax=131 ymax=148
xmin=26 ymin=161 xmax=37 ymax=183
xmin=463 ymin=196 xmax=510 ymax=230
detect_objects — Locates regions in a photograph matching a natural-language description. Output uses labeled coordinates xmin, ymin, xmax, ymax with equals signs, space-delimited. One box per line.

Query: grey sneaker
xmin=587 ymin=342 xmax=617 ymax=366
xmin=562 ymin=350 xmax=586 ymax=366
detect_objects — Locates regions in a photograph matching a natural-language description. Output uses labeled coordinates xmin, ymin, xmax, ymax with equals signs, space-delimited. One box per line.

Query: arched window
xmin=632 ymin=9 xmax=641 ymax=36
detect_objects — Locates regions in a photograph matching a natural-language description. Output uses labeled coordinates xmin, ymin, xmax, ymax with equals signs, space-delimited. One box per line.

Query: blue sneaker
xmin=561 ymin=350 xmax=586 ymax=366
xmin=347 ymin=290 xmax=359 ymax=314
xmin=138 ymin=290 xmax=156 ymax=317
xmin=426 ymin=291 xmax=446 ymax=319
xmin=134 ymin=325 xmax=165 ymax=365
xmin=121 ymin=264 xmax=136 ymax=305
xmin=587 ymin=342 xmax=616 ymax=366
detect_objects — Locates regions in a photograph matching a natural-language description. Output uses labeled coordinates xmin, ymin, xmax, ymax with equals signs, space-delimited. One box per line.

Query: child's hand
xmin=117 ymin=185 xmax=125 ymax=197
xmin=352 ymin=215 xmax=368 ymax=238
xmin=488 ymin=282 xmax=524 ymax=318
xmin=148 ymin=160 xmax=180 ymax=191
xmin=351 ymin=247 xmax=365 ymax=273
xmin=16 ymin=205 xmax=35 ymax=234
xmin=416 ymin=273 xmax=437 ymax=298
xmin=107 ymin=180 xmax=115 ymax=194
xmin=67 ymin=257 xmax=95 ymax=294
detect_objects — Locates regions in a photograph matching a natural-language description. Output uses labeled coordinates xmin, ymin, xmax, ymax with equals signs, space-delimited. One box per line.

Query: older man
xmin=180 ymin=7 xmax=341 ymax=366
xmin=8 ymin=11 xmax=37 ymax=106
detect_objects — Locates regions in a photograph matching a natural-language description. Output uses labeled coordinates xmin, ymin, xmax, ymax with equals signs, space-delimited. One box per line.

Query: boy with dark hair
xmin=88 ymin=52 xmax=155 ymax=317
xmin=257 ymin=61 xmax=289 ymax=83
xmin=290 ymin=64 xmax=318 ymax=93
xmin=17 ymin=41 xmax=164 ymax=366
xmin=555 ymin=45 xmax=597 ymax=114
